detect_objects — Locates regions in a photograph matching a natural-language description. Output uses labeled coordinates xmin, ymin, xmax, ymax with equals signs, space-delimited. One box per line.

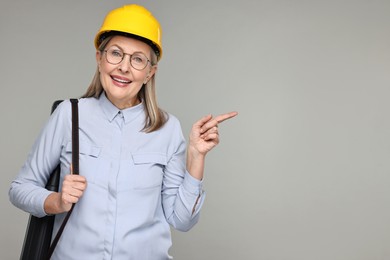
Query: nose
xmin=118 ymin=54 xmax=131 ymax=73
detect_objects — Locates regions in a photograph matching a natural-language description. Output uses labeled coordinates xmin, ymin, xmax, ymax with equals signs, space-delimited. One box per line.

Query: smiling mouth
xmin=111 ymin=76 xmax=132 ymax=84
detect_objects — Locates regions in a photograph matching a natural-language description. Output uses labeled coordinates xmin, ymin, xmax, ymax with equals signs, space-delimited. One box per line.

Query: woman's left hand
xmin=189 ymin=111 xmax=238 ymax=156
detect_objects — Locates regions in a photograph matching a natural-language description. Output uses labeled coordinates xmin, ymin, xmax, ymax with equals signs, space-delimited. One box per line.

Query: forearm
xmin=163 ymin=171 xmax=205 ymax=232
xmin=9 ymin=181 xmax=54 ymax=218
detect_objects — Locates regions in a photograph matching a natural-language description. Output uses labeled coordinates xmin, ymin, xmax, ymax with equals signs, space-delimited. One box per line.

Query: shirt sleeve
xmin=161 ymin=118 xmax=206 ymax=232
xmin=9 ymin=100 xmax=71 ymax=218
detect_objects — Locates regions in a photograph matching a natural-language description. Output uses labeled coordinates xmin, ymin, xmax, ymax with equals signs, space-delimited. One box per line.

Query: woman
xmin=9 ymin=4 xmax=237 ymax=259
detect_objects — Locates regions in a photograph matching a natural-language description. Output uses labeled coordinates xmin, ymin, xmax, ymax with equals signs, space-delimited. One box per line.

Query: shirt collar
xmin=99 ymin=92 xmax=144 ymax=124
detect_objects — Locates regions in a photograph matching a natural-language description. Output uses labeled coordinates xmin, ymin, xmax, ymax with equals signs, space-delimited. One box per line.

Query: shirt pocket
xmin=65 ymin=141 xmax=101 ymax=185
xmin=130 ymin=153 xmax=167 ymax=190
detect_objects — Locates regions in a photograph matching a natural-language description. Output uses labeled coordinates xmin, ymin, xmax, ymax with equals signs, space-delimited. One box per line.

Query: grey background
xmin=1 ymin=0 xmax=390 ymax=259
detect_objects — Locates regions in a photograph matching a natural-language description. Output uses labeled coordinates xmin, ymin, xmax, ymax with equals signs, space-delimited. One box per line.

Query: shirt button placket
xmin=104 ymin=111 xmax=124 ymax=259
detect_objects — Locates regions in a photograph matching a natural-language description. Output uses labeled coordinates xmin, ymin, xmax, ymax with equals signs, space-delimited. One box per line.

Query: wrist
xmin=187 ymin=144 xmax=205 ymax=159
xmin=44 ymin=192 xmax=66 ymax=215
xmin=186 ymin=146 xmax=206 ymax=181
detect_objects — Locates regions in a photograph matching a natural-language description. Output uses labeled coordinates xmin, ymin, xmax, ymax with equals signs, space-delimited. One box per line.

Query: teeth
xmin=113 ymin=77 xmax=131 ymax=84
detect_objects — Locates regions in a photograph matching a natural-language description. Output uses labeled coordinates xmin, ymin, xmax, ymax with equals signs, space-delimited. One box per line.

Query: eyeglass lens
xmin=105 ymin=46 xmax=149 ymax=70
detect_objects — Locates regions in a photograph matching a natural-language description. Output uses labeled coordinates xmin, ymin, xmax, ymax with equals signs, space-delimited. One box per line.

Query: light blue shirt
xmin=9 ymin=93 xmax=205 ymax=260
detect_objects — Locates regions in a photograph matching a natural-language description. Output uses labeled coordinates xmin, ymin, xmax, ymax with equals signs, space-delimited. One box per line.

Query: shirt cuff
xmin=181 ymin=171 xmax=205 ymax=216
xmin=182 ymin=171 xmax=203 ymax=195
xmin=37 ymin=190 xmax=54 ymax=217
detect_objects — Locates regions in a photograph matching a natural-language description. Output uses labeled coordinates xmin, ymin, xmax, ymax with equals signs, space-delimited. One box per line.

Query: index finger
xmin=214 ymin=111 xmax=238 ymax=124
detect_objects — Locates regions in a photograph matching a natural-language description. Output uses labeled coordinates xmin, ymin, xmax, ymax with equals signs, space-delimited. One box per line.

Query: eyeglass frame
xmin=103 ymin=46 xmax=153 ymax=71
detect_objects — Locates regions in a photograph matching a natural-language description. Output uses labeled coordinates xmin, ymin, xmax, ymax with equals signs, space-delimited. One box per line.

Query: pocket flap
xmin=65 ymin=141 xmax=101 ymax=158
xmin=131 ymin=153 xmax=168 ymax=165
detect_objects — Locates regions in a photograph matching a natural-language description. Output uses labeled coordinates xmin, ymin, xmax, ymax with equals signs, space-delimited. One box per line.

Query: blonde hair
xmin=82 ymin=34 xmax=167 ymax=133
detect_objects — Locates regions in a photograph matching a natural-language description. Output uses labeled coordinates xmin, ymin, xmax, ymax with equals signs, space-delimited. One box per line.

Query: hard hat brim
xmin=95 ymin=31 xmax=161 ymax=60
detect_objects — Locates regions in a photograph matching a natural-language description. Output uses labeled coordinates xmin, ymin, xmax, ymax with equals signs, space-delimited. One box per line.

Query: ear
xmin=96 ymin=51 xmax=102 ymax=67
xmin=144 ymin=65 xmax=158 ymax=84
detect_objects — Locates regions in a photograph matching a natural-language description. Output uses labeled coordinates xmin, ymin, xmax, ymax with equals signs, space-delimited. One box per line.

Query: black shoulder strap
xmin=45 ymin=99 xmax=79 ymax=260
xmin=70 ymin=99 xmax=79 ymax=175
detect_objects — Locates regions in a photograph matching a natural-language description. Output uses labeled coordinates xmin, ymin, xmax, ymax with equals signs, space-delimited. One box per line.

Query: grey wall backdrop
xmin=1 ymin=0 xmax=390 ymax=259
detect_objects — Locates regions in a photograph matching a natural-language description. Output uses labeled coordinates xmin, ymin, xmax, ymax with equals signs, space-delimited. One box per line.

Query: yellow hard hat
xmin=94 ymin=4 xmax=162 ymax=60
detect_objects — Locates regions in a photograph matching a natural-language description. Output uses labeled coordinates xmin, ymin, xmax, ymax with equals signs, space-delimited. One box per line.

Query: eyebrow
xmin=107 ymin=44 xmax=148 ymax=57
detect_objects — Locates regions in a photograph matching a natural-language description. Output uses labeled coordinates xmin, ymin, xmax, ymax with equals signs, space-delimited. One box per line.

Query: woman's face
xmin=96 ymin=35 xmax=156 ymax=109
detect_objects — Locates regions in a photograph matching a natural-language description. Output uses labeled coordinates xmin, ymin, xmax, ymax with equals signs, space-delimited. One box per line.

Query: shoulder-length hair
xmin=82 ymin=34 xmax=167 ymax=133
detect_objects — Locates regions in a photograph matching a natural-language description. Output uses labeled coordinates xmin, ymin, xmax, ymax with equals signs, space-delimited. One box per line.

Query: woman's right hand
xmin=59 ymin=174 xmax=87 ymax=212
xmin=44 ymin=174 xmax=87 ymax=215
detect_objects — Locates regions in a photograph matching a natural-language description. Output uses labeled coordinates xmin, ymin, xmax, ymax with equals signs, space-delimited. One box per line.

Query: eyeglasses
xmin=103 ymin=46 xmax=151 ymax=71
